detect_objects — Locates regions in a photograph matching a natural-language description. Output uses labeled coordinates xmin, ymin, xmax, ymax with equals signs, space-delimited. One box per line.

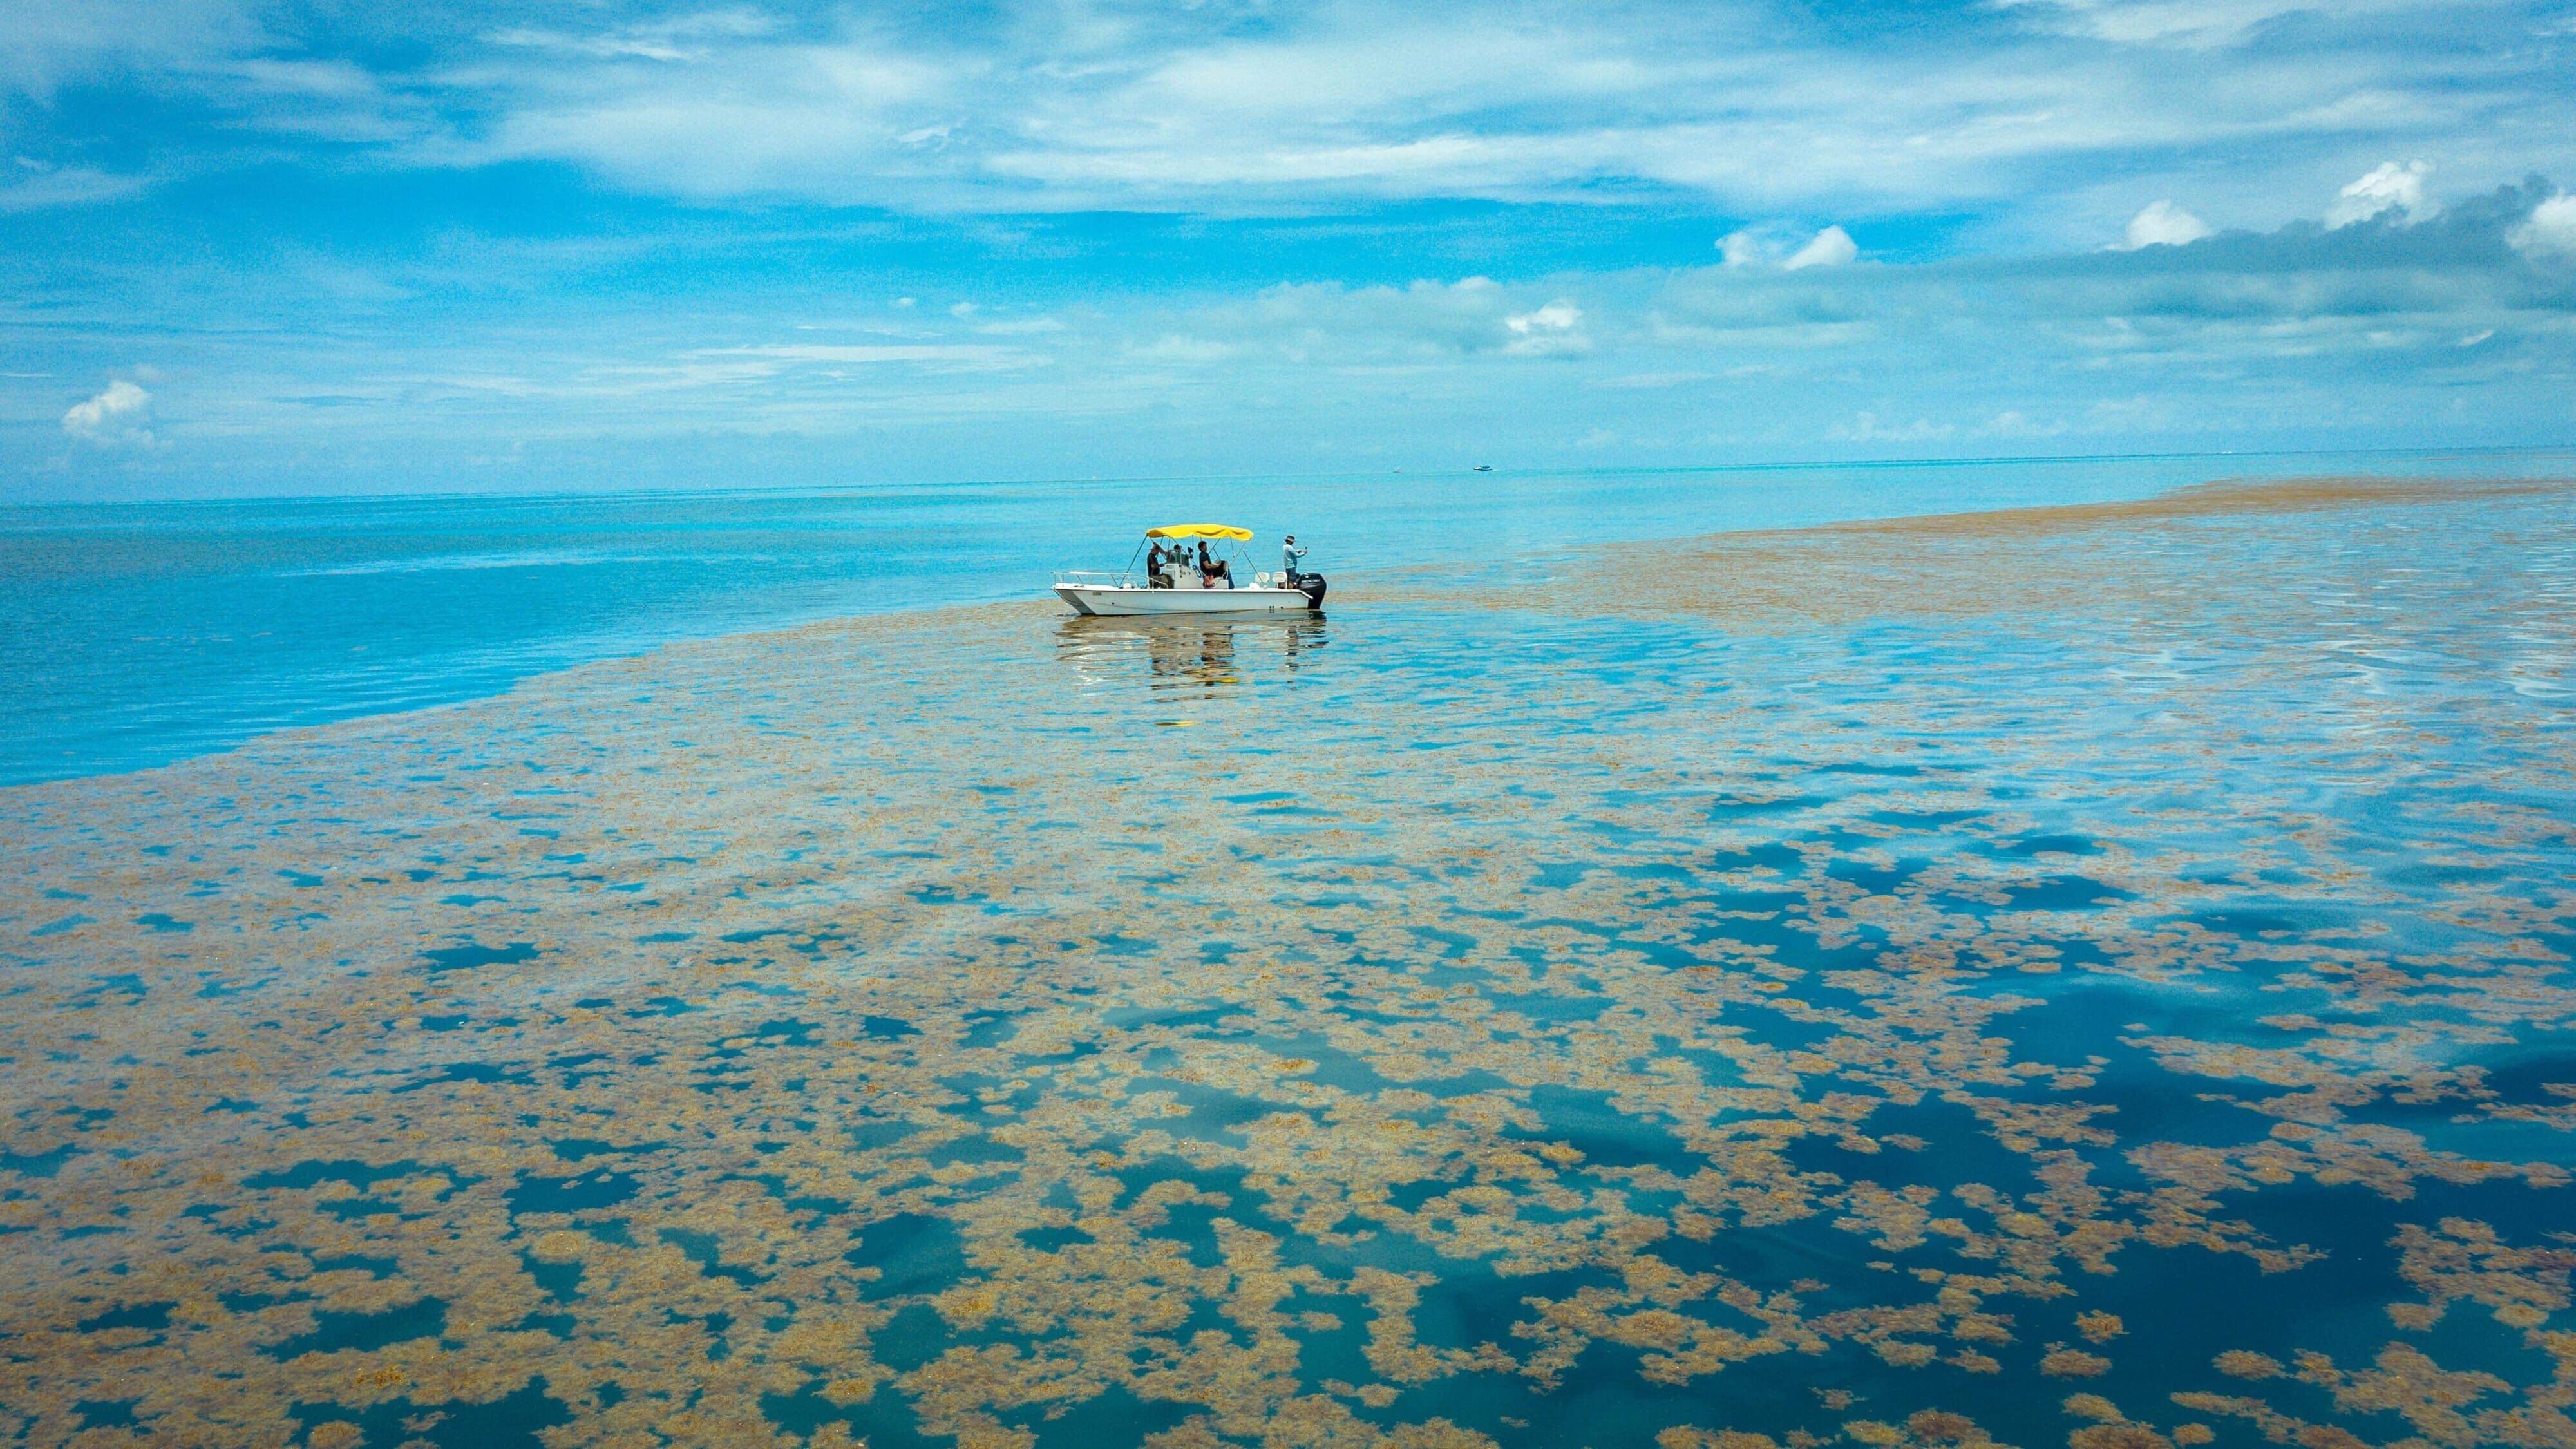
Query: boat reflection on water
xmin=1054 ymin=614 xmax=1329 ymax=696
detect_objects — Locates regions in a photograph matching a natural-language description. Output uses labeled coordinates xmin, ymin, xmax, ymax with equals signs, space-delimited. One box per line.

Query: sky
xmin=3 ymin=0 xmax=2574 ymax=498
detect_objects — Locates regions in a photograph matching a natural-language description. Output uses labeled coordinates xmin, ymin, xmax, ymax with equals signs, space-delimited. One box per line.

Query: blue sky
xmin=5 ymin=0 xmax=2574 ymax=498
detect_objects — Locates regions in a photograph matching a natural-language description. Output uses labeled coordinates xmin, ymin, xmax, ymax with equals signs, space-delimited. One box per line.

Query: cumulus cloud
xmin=1722 ymin=225 xmax=1857 ymax=269
xmin=2508 ymin=194 xmax=2576 ymax=259
xmin=2327 ymin=160 xmax=2434 ymax=228
xmin=62 ymin=379 xmax=156 ymax=444
xmin=2119 ymin=200 xmax=2213 ymax=249
xmin=1503 ymin=299 xmax=1587 ymax=355
xmin=1782 ymin=226 xmax=1857 ymax=270
xmin=1505 ymin=301 xmax=1580 ymax=334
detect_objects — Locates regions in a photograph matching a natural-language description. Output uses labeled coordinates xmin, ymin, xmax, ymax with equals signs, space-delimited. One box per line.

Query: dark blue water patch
xmin=512 ymin=1311 xmax=577 ymax=1339
xmin=75 ymin=972 xmax=147 ymax=1002
xmin=637 ymin=931 xmax=693 ymax=943
xmin=520 ymin=1249 xmax=582 ymax=1305
xmin=933 ymin=1072 xmax=1048 ymax=1119
xmin=219 ymin=1287 xmax=312 ymax=1315
xmin=873 ymin=1302 xmax=960 ymax=1373
xmin=1 ymin=1143 xmax=79 ymax=1178
xmin=862 ymin=1014 xmax=920 ymax=1039
xmin=76 ymin=1300 xmax=173 ymax=1333
xmin=1814 ymin=760 xmax=1924 ymax=777
xmin=310 ymin=1196 xmax=406 ymax=1222
xmin=923 ymin=1135 xmax=1026 ymax=1169
xmin=264 ymin=1296 xmax=447 ymax=1360
xmin=1143 ymin=1198 xmax=1232 ymax=1270
xmin=2477 ymin=1041 xmax=2576 ymax=1103
xmin=308 ymin=1253 xmax=401 ymax=1278
xmin=1103 ymin=1003 xmax=1234 ymax=1033
xmin=72 ymin=1401 xmax=137 ymax=1430
xmin=1017 ymin=1224 xmax=1095 ymax=1253
xmin=420 ymin=940 xmax=539 ymax=974
xmin=763 ymin=1375 xmax=945 ymax=1449
xmin=243 ymin=1159 xmax=426 ymax=1194
xmin=960 ymin=1010 xmax=1023 ymax=1048
xmin=545 ymin=1137 xmax=666 ymax=1164
xmin=627 ymin=996 xmax=703 ymax=1017
xmin=1020 ymin=1381 xmax=1200 ymax=1449
xmin=1130 ymin=1077 xmax=1293 ymax=1146
xmin=1408 ymin=925 xmax=1480 ymax=959
xmin=507 ymin=1168 xmax=639 ymax=1215
xmin=290 ymin=1375 xmax=569 ymax=1449
xmin=1504 ymin=1084 xmax=1686 ymax=1170
xmin=660 ymin=1227 xmax=770 ymax=1287
xmin=1783 ymin=1097 xmax=2037 ymax=1204
xmin=1874 ymin=808 xmax=1987 ymax=831
xmin=1531 ymin=862 xmax=1598 ymax=889
xmin=1707 ymin=794 xmax=1829 ymax=821
xmin=845 ymin=1116 xmax=920 ymax=1151
xmin=397 ymin=1061 xmax=536 ymax=1092
xmin=419 ymin=1014 xmax=468 ymax=1031
xmin=848 ymin=1213 xmax=971 ymax=1300
xmin=1824 ymin=857 xmax=1927 ymax=895
xmin=2181 ymin=904 xmax=2360 ymax=940
xmin=1995 ymin=833 xmax=2101 ymax=857
xmin=740 ymin=1017 xmax=820 ymax=1047
xmin=1258 ymin=1033 xmax=1509 ymax=1101
xmin=547 ymin=1051 xmax=614 ymax=1087
xmin=1997 ymin=875 xmax=2134 ymax=911
xmin=135 ymin=913 xmax=193 ymax=933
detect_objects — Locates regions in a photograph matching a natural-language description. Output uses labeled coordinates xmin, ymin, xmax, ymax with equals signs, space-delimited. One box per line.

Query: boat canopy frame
xmin=1111 ymin=525 xmax=1271 ymax=590
xmin=1143 ymin=523 xmax=1254 ymax=541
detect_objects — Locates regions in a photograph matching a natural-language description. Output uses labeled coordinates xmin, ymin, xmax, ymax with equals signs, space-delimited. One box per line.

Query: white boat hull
xmin=1053 ymin=583 xmax=1316 ymax=617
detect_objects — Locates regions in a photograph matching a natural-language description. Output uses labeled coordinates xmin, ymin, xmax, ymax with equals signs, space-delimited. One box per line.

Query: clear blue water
xmin=7 ymin=450 xmax=2566 ymax=786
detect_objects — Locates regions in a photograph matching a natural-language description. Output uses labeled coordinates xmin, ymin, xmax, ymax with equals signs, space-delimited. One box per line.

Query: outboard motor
xmin=1293 ymin=573 xmax=1327 ymax=611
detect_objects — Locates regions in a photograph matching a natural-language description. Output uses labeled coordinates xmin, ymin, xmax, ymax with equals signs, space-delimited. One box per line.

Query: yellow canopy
xmin=1144 ymin=524 xmax=1253 ymax=541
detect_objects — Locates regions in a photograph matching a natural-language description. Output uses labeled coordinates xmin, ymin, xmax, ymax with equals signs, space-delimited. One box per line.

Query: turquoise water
xmin=1 ymin=470 xmax=2572 ymax=1448
xmin=6 ymin=450 xmax=2566 ymax=786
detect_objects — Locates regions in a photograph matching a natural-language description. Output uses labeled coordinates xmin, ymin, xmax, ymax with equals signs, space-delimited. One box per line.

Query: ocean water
xmin=1 ymin=472 xmax=2571 ymax=1448
xmin=6 ymin=450 xmax=2566 ymax=787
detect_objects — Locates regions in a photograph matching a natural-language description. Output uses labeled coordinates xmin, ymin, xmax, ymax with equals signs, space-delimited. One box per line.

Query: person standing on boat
xmin=1282 ymin=535 xmax=1308 ymax=585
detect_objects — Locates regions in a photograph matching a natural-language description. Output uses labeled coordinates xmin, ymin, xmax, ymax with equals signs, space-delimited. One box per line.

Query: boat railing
xmin=1054 ymin=569 xmax=1130 ymax=587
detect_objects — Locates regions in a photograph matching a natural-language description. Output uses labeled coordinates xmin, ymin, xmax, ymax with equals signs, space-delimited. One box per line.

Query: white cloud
xmin=1504 ymin=301 xmax=1581 ymax=334
xmin=1503 ymin=299 xmax=1587 ymax=355
xmin=2327 ymin=160 xmax=2434 ymax=228
xmin=2119 ymin=199 xmax=2212 ymax=249
xmin=708 ymin=343 xmax=1046 ymax=373
xmin=1833 ymin=411 xmax=1956 ymax=442
xmin=0 ymin=160 xmax=151 ymax=211
xmin=1718 ymin=229 xmax=1767 ymax=267
xmin=2508 ymin=194 xmax=2576 ymax=259
xmin=61 ymin=379 xmax=156 ymax=444
xmin=1782 ymin=225 xmax=1857 ymax=270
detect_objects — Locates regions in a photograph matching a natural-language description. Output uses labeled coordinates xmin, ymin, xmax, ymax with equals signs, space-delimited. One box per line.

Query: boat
xmin=1053 ymin=524 xmax=1327 ymax=617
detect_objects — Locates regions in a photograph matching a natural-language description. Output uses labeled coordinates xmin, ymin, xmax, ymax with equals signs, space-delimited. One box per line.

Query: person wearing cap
xmin=1282 ymin=535 xmax=1309 ymax=585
